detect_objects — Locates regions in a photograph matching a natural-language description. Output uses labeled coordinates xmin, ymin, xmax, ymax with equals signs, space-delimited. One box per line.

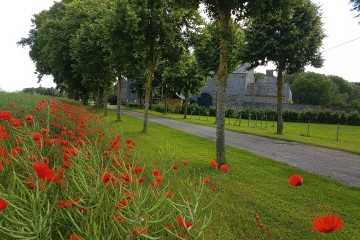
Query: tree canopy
xmin=241 ymin=0 xmax=325 ymax=134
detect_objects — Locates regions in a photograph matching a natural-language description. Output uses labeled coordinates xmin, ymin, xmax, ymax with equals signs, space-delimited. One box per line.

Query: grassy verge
xmin=125 ymin=108 xmax=360 ymax=155
xmin=105 ymin=108 xmax=360 ymax=239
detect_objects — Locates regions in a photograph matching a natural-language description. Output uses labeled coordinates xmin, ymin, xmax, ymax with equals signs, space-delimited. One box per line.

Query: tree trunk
xmin=116 ymin=75 xmax=122 ymax=122
xmin=143 ymin=44 xmax=157 ymax=133
xmin=215 ymin=6 xmax=231 ymax=166
xmin=184 ymin=92 xmax=189 ymax=119
xmin=277 ymin=62 xmax=285 ymax=134
xmin=165 ymin=91 xmax=168 ymax=115
xmin=103 ymin=86 xmax=108 ymax=117
xmin=96 ymin=87 xmax=103 ymax=108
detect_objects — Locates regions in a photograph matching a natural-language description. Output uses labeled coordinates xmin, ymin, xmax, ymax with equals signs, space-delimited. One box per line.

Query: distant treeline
xmin=21 ymin=87 xmax=64 ymax=97
xmin=284 ymin=72 xmax=360 ymax=107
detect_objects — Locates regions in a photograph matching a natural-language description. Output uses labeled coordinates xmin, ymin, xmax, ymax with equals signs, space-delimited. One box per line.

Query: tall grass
xmin=0 ymin=93 xmax=212 ymax=239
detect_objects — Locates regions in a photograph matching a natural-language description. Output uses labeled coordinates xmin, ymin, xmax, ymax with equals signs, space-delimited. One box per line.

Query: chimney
xmin=266 ymin=70 xmax=274 ymax=77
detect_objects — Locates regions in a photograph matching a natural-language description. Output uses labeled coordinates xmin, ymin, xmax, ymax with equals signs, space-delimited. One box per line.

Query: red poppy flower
xmin=0 ymin=110 xmax=12 ymax=120
xmin=211 ymin=187 xmax=216 ymax=192
xmin=177 ymin=232 xmax=186 ymax=238
xmin=32 ymin=162 xmax=59 ymax=182
xmin=288 ymin=175 xmax=303 ymax=186
xmin=167 ymin=192 xmax=173 ymax=198
xmin=113 ymin=214 xmax=124 ymax=222
xmin=220 ymin=164 xmax=229 ymax=172
xmin=153 ymin=168 xmax=160 ymax=177
xmin=11 ymin=146 xmax=22 ymax=157
xmin=117 ymin=199 xmax=128 ymax=208
xmin=172 ymin=164 xmax=178 ymax=170
xmin=255 ymin=215 xmax=260 ymax=221
xmin=138 ymin=178 xmax=146 ymax=184
xmin=133 ymin=167 xmax=143 ymax=175
xmin=183 ymin=161 xmax=188 ymax=166
xmin=210 ymin=160 xmax=218 ymax=169
xmin=0 ymin=198 xmax=7 ymax=211
xmin=312 ymin=215 xmax=343 ymax=233
xmin=157 ymin=176 xmax=164 ymax=183
xmin=204 ymin=178 xmax=210 ymax=184
xmin=69 ymin=234 xmax=84 ymax=240
xmin=132 ymin=226 xmax=149 ymax=237
xmin=25 ymin=115 xmax=35 ymax=120
xmin=31 ymin=132 xmax=43 ymax=142
xmin=63 ymin=160 xmax=72 ymax=168
xmin=177 ymin=216 xmax=193 ymax=229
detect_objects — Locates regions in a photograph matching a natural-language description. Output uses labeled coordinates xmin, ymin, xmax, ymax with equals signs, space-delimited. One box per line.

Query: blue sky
xmin=0 ymin=0 xmax=359 ymax=92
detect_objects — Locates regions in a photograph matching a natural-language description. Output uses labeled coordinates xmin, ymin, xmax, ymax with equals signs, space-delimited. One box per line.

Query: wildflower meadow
xmin=0 ymin=92 xmax=359 ymax=239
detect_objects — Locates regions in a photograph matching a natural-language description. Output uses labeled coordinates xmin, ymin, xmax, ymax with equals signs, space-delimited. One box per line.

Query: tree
xmin=241 ymin=0 xmax=325 ymax=134
xmin=18 ymin=0 xmax=87 ymax=100
xmin=116 ymin=0 xmax=199 ymax=133
xmin=290 ymin=72 xmax=338 ymax=105
xmin=197 ymin=1 xmax=246 ymax=165
xmin=350 ymin=0 xmax=360 ymax=18
xmin=106 ymin=0 xmax=144 ymax=122
xmin=68 ymin=0 xmax=116 ymax=115
xmin=162 ymin=50 xmax=206 ymax=119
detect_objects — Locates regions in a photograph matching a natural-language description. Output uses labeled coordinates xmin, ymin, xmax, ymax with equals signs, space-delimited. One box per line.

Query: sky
xmin=0 ymin=1 xmax=359 ymax=92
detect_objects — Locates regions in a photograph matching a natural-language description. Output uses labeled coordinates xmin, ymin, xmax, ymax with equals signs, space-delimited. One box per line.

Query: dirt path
xmin=110 ymin=107 xmax=360 ymax=187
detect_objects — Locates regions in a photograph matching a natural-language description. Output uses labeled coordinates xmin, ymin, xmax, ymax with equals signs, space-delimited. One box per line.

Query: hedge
xmin=149 ymin=104 xmax=360 ymax=126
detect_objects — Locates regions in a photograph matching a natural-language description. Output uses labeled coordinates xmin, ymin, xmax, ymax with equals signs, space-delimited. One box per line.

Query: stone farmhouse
xmin=115 ymin=64 xmax=292 ymax=108
xmin=195 ymin=64 xmax=292 ymax=108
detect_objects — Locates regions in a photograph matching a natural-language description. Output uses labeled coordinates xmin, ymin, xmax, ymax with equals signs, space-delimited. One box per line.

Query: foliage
xmin=194 ymin=20 xmax=245 ymax=78
xmin=286 ymin=73 xmax=360 ymax=107
xmin=350 ymin=0 xmax=360 ymax=18
xmin=18 ymin=0 xmax=87 ymax=100
xmin=290 ymin=72 xmax=338 ymax=105
xmin=150 ymin=103 xmax=360 ymax=126
xmin=241 ymin=0 xmax=325 ymax=134
xmin=21 ymin=87 xmax=64 ymax=97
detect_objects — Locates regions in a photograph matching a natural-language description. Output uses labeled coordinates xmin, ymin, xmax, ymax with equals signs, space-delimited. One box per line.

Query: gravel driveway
xmin=111 ymin=107 xmax=360 ymax=187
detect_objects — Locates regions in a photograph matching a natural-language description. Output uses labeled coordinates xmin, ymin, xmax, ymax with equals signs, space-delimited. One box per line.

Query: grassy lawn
xmin=126 ymin=108 xmax=360 ymax=155
xmin=105 ymin=108 xmax=360 ymax=239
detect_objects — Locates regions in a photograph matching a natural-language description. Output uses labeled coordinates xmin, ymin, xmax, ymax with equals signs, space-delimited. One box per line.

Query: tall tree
xmin=241 ymin=0 xmax=325 ymax=134
xmin=118 ymin=0 xmax=199 ymax=133
xmin=106 ymin=0 xmax=144 ymax=122
xmin=18 ymin=0 xmax=86 ymax=100
xmin=197 ymin=1 xmax=246 ymax=165
xmin=68 ymin=0 xmax=116 ymax=116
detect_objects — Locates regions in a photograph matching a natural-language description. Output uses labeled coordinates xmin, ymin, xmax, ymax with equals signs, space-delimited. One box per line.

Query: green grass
xmin=127 ymin=108 xmax=360 ymax=155
xmin=103 ymin=108 xmax=360 ymax=239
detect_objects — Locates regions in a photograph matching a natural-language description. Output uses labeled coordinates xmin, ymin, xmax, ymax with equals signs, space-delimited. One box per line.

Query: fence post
xmin=307 ymin=120 xmax=310 ymax=137
xmin=265 ymin=115 xmax=268 ymax=128
xmin=239 ymin=111 xmax=242 ymax=127
xmin=336 ymin=123 xmax=340 ymax=142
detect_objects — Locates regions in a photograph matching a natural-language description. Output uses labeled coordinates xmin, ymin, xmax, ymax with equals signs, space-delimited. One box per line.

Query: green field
xmin=105 ymin=108 xmax=360 ymax=239
xmin=127 ymin=108 xmax=360 ymax=155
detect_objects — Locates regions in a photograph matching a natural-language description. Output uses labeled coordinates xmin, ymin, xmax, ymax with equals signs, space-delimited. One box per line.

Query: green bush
xmin=108 ymin=94 xmax=117 ymax=105
xmin=347 ymin=111 xmax=360 ymax=126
